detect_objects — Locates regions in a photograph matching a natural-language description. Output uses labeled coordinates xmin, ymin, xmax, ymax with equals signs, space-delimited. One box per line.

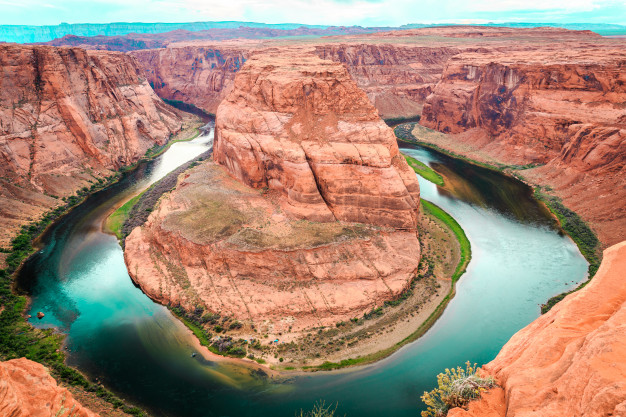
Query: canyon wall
xmin=129 ymin=27 xmax=602 ymax=121
xmin=449 ymin=240 xmax=626 ymax=417
xmin=124 ymin=49 xmax=421 ymax=334
xmin=130 ymin=41 xmax=458 ymax=119
xmin=314 ymin=44 xmax=457 ymax=119
xmin=131 ymin=44 xmax=248 ymax=115
xmin=0 ymin=44 xmax=183 ymax=246
xmin=420 ymin=47 xmax=626 ymax=245
xmin=0 ymin=358 xmax=98 ymax=417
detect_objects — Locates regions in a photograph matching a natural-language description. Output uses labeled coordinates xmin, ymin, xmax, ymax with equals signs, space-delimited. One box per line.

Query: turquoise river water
xmin=17 ymin=124 xmax=588 ymax=416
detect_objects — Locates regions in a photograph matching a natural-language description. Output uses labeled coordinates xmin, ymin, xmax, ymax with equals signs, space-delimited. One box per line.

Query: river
xmin=17 ymin=123 xmax=588 ymax=417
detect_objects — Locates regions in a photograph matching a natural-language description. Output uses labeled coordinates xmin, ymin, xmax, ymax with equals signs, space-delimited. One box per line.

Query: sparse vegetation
xmin=296 ymin=401 xmax=340 ymax=417
xmin=421 ymin=362 xmax=496 ymax=417
xmin=421 ymin=200 xmax=470 ymax=283
xmin=535 ymin=188 xmax=601 ymax=313
xmin=403 ymin=154 xmax=445 ymax=186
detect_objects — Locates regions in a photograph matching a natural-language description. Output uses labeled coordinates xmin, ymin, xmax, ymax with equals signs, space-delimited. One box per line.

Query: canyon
xmin=0 ymin=23 xmax=624 ymax=417
xmin=0 ymin=358 xmax=97 ymax=417
xmin=0 ymin=44 xmax=184 ymax=246
xmin=124 ymin=49 xmax=422 ymax=338
xmin=448 ymin=240 xmax=626 ymax=417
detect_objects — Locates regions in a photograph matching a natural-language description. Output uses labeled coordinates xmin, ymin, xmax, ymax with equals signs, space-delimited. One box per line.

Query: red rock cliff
xmin=0 ymin=44 xmax=183 ymax=246
xmin=448 ymin=240 xmax=626 ymax=417
xmin=214 ymin=48 xmax=420 ymax=229
xmin=0 ymin=358 xmax=98 ymax=417
xmin=131 ymin=44 xmax=248 ymax=114
xmin=420 ymin=47 xmax=626 ymax=245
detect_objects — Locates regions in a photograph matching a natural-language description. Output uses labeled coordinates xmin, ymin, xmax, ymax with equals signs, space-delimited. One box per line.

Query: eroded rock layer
xmin=420 ymin=47 xmax=626 ymax=245
xmin=449 ymin=240 xmax=626 ymax=417
xmin=0 ymin=358 xmax=98 ymax=417
xmin=125 ymin=49 xmax=421 ymax=332
xmin=0 ymin=44 xmax=183 ymax=245
xmin=214 ymin=48 xmax=421 ymax=229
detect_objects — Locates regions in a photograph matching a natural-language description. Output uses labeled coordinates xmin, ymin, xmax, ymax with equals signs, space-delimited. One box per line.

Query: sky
xmin=0 ymin=0 xmax=625 ymax=26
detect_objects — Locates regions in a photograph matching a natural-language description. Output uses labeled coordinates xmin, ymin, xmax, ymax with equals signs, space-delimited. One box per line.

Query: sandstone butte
xmin=0 ymin=44 xmax=183 ymax=246
xmin=420 ymin=47 xmax=626 ymax=246
xmin=124 ymin=48 xmax=422 ymax=334
xmin=448 ymin=240 xmax=626 ymax=417
xmin=0 ymin=358 xmax=98 ymax=417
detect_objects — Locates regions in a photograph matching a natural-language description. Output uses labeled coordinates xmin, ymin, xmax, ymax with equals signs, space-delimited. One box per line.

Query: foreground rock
xmin=0 ymin=358 xmax=98 ymax=417
xmin=420 ymin=46 xmax=626 ymax=245
xmin=125 ymin=49 xmax=421 ymax=334
xmin=449 ymin=240 xmax=626 ymax=417
xmin=0 ymin=44 xmax=183 ymax=246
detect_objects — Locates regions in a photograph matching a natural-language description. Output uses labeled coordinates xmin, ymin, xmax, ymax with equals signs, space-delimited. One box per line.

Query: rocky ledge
xmin=124 ymin=48 xmax=421 ymax=335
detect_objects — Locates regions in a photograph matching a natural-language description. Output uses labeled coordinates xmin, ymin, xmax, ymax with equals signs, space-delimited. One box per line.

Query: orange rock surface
xmin=448 ymin=240 xmax=626 ymax=417
xmin=0 ymin=44 xmax=183 ymax=245
xmin=419 ymin=47 xmax=626 ymax=245
xmin=124 ymin=49 xmax=421 ymax=333
xmin=0 ymin=358 xmax=98 ymax=417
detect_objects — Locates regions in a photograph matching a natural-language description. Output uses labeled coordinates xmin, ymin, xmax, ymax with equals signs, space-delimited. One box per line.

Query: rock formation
xmin=448 ymin=240 xmax=626 ymax=417
xmin=0 ymin=358 xmax=98 ymax=417
xmin=420 ymin=47 xmax=626 ymax=245
xmin=213 ymin=48 xmax=421 ymax=228
xmin=0 ymin=44 xmax=183 ymax=245
xmin=124 ymin=49 xmax=421 ymax=333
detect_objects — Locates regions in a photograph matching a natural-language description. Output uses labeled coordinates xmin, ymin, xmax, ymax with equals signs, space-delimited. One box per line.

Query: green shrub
xmin=421 ymin=362 xmax=495 ymax=417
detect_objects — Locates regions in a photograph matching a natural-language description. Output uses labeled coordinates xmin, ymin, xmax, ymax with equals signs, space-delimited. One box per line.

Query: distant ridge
xmin=1 ymin=21 xmax=624 ymax=44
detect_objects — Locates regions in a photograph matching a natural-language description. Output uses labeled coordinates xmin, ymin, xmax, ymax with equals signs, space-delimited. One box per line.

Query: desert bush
xmin=421 ymin=362 xmax=495 ymax=417
xmin=296 ymin=401 xmax=340 ymax=417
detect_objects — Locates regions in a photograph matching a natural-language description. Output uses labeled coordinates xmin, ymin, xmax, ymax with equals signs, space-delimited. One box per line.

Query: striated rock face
xmin=214 ymin=49 xmax=421 ymax=229
xmin=131 ymin=44 xmax=248 ymax=115
xmin=420 ymin=47 xmax=626 ymax=245
xmin=130 ymin=41 xmax=458 ymax=120
xmin=448 ymin=241 xmax=626 ymax=417
xmin=125 ymin=49 xmax=421 ymax=332
xmin=0 ymin=358 xmax=98 ymax=417
xmin=0 ymin=44 xmax=182 ymax=245
xmin=314 ymin=44 xmax=457 ymax=119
